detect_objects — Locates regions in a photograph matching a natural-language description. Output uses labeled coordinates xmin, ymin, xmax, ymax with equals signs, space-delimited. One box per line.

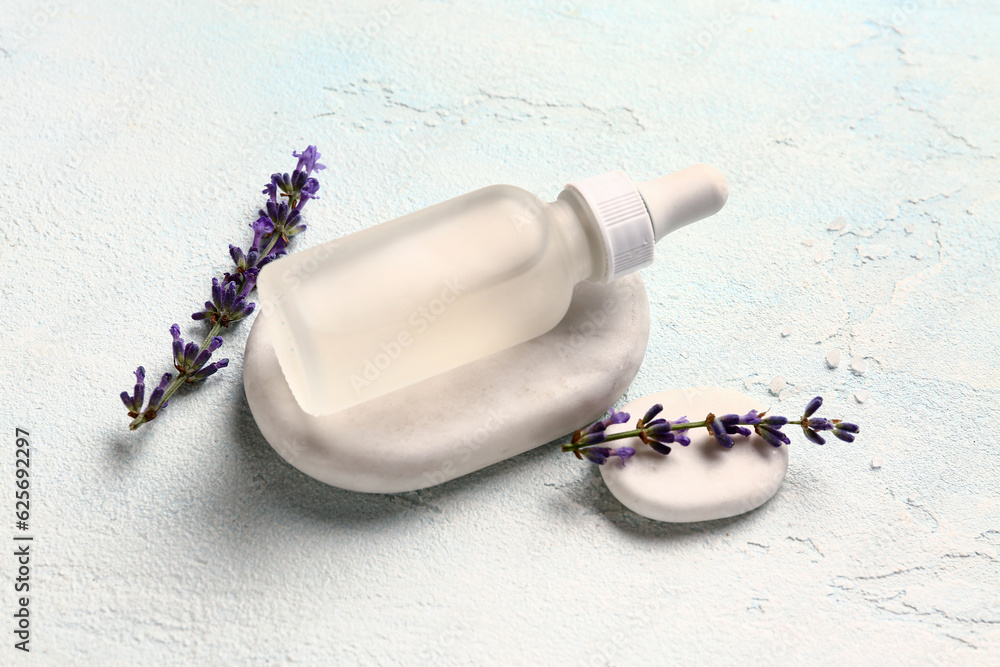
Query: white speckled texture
xmin=601 ymin=387 xmax=787 ymax=523
xmin=244 ymin=276 xmax=648 ymax=493
xmin=1 ymin=0 xmax=998 ymax=663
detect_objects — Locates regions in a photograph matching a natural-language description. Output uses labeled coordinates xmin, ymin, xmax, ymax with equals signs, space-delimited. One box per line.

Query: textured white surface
xmin=1 ymin=0 xmax=999 ymax=664
xmin=245 ymin=276 xmax=648 ymax=492
xmin=601 ymin=387 xmax=787 ymax=523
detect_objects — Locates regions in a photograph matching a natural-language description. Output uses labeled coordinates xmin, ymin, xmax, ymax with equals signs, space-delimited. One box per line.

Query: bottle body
xmin=257 ymin=185 xmax=596 ymax=416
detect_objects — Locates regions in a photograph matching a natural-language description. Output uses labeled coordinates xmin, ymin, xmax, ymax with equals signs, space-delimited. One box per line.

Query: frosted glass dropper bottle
xmin=257 ymin=165 xmax=729 ymax=417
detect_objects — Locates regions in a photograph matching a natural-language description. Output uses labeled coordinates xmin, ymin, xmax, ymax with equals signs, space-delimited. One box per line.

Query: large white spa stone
xmin=244 ymin=274 xmax=649 ymax=493
xmin=600 ymin=387 xmax=788 ymax=522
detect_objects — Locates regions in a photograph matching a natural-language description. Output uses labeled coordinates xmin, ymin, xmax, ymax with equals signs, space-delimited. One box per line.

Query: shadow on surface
xmin=105 ymin=419 xmax=159 ymax=470
xmin=216 ymin=388 xmax=561 ymax=529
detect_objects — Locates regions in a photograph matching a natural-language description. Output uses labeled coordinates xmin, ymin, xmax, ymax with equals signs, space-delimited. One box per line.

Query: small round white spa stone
xmin=600 ymin=387 xmax=788 ymax=523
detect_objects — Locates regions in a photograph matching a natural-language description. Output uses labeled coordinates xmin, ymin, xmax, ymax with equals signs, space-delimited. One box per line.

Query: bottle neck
xmin=547 ymin=197 xmax=605 ymax=283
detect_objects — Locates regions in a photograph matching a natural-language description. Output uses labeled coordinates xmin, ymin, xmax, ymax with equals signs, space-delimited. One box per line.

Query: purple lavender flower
xmin=740 ymin=409 xmax=762 ymax=425
xmin=260 ymin=201 xmax=306 ymax=244
xmin=120 ymin=366 xmax=146 ymax=418
xmin=647 ymin=441 xmax=672 ymax=456
xmin=224 ymin=244 xmax=278 ymax=287
xmin=707 ymin=414 xmax=735 ymax=448
xmin=613 ymin=447 xmax=636 ymax=465
xmin=268 ymin=170 xmax=322 ymax=208
xmin=638 ymin=403 xmax=663 ymax=426
xmin=191 ymin=277 xmax=257 ymax=328
xmin=800 ymin=397 xmax=834 ymax=444
xmin=802 ymin=428 xmax=827 ymax=445
xmin=832 ymin=421 xmax=859 ymax=443
xmin=293 ymin=145 xmax=326 ymax=174
xmin=571 ymin=409 xmax=630 ymax=448
xmin=637 ymin=412 xmax=690 ymax=455
xmin=719 ymin=413 xmax=752 ymax=438
xmin=642 ymin=421 xmax=675 ymax=443
xmin=605 ymin=408 xmax=630 ymax=426
xmin=719 ymin=414 xmax=739 ymax=427
xmin=227 ymin=244 xmax=256 ymax=276
xmin=806 ymin=417 xmax=834 ymax=431
xmin=573 ymin=422 xmax=608 ymax=447
xmin=582 ymin=446 xmax=612 ymax=465
xmin=803 ymin=396 xmax=823 ymax=418
xmin=580 ymin=445 xmax=636 ymax=466
xmin=757 ymin=424 xmax=791 ymax=448
xmin=144 ymin=372 xmax=173 ymax=420
xmin=640 ymin=420 xmax=674 ymax=454
xmin=188 ymin=358 xmax=230 ymax=382
xmin=300 ymin=176 xmax=321 ymax=205
xmin=122 ymin=145 xmax=323 ymax=430
xmin=260 ymin=146 xmax=324 ymax=212
xmin=752 ymin=413 xmax=791 ymax=446
xmin=171 ymin=324 xmax=191 ymax=367
xmin=262 ymin=180 xmax=278 ymax=202
xmin=169 ymin=324 xmax=228 ymax=384
xmin=250 ymin=216 xmax=274 ymax=251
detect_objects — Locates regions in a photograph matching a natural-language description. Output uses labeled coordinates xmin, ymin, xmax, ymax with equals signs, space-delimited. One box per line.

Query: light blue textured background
xmin=1 ymin=0 xmax=998 ymax=663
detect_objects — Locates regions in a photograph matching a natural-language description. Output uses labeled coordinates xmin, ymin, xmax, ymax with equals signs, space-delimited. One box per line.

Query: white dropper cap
xmin=637 ymin=164 xmax=729 ymax=242
xmin=564 ymin=164 xmax=729 ymax=282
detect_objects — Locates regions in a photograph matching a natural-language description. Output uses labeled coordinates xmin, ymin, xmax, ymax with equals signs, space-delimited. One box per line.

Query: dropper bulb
xmin=636 ymin=165 xmax=729 ymax=241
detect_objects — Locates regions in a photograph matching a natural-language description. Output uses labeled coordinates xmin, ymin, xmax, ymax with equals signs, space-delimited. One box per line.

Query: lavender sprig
xmin=121 ymin=146 xmax=326 ymax=430
xmin=569 ymin=409 xmax=636 ymax=464
xmin=564 ymin=396 xmax=858 ymax=464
